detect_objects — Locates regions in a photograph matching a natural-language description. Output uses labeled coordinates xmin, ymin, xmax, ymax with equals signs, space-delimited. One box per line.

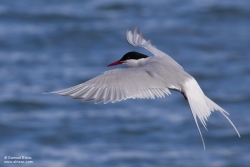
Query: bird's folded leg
xmin=181 ymin=92 xmax=187 ymax=100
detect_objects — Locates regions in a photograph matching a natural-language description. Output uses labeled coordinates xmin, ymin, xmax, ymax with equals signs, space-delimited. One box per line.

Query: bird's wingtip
xmin=126 ymin=27 xmax=131 ymax=32
xmin=134 ymin=26 xmax=139 ymax=32
xmin=42 ymin=91 xmax=51 ymax=94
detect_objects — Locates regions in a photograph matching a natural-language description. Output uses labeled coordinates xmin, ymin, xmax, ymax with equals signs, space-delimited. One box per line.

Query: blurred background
xmin=0 ymin=0 xmax=249 ymax=167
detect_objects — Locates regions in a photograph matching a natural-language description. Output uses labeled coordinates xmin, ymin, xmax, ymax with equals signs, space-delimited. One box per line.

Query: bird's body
xmin=50 ymin=27 xmax=240 ymax=149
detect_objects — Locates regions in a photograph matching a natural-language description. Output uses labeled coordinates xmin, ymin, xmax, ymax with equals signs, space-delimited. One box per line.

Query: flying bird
xmin=49 ymin=27 xmax=240 ymax=149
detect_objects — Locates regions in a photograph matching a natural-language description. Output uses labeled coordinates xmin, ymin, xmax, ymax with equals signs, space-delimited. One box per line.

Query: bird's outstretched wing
xmin=126 ymin=27 xmax=183 ymax=69
xmin=50 ymin=67 xmax=171 ymax=104
xmin=49 ymin=27 xmax=240 ymax=150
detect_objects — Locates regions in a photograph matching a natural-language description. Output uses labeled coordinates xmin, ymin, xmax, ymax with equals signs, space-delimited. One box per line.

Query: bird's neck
xmin=123 ymin=58 xmax=150 ymax=67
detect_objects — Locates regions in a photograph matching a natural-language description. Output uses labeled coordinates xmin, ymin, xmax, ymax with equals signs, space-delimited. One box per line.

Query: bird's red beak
xmin=107 ymin=61 xmax=123 ymax=67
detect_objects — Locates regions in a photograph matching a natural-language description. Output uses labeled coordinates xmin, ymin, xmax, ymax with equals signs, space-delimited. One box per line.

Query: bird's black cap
xmin=119 ymin=51 xmax=149 ymax=61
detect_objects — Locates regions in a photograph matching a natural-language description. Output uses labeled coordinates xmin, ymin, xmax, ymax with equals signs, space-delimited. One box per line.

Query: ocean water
xmin=0 ymin=0 xmax=250 ymax=167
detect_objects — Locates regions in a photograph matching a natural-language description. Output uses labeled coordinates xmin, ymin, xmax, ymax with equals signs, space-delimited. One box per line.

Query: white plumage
xmin=50 ymin=27 xmax=240 ymax=149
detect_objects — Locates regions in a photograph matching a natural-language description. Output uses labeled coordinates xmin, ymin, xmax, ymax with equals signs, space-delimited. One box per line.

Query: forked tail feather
xmin=182 ymin=78 xmax=240 ymax=150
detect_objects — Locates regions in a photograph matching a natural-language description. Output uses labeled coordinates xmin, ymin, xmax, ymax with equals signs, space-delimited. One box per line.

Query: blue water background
xmin=0 ymin=0 xmax=250 ymax=167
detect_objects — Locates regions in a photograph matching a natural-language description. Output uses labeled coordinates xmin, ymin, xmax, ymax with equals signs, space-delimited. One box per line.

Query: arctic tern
xmin=50 ymin=27 xmax=240 ymax=149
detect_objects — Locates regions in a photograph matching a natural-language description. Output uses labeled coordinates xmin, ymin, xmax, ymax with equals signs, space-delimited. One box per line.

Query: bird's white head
xmin=108 ymin=51 xmax=149 ymax=67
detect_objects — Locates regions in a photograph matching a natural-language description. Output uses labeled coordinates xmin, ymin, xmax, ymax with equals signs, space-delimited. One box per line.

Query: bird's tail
xmin=182 ymin=78 xmax=240 ymax=150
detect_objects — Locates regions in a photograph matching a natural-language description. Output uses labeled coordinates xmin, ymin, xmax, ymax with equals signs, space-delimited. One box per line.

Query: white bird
xmin=50 ymin=27 xmax=240 ymax=149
